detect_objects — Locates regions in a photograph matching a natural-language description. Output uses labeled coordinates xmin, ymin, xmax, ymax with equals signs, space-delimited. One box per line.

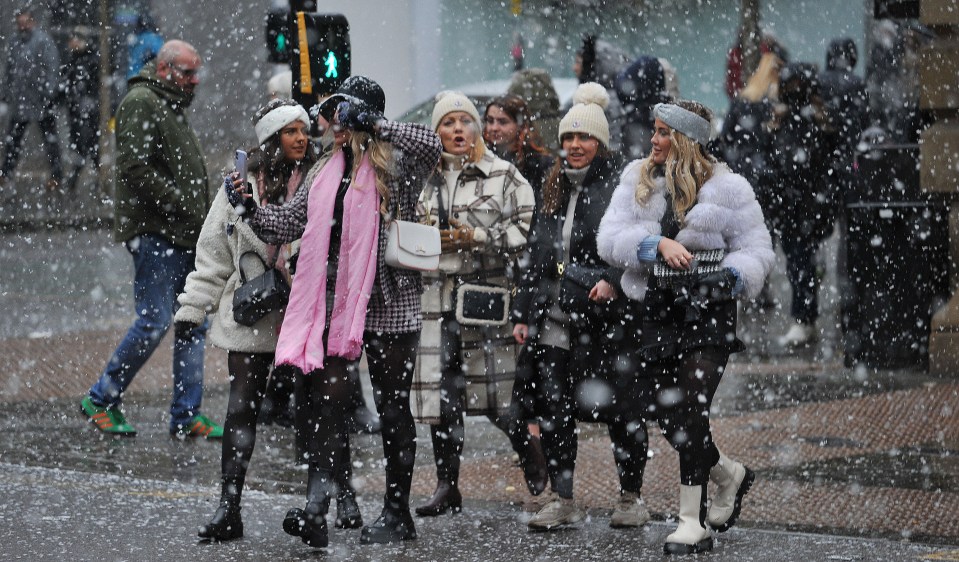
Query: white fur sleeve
xmin=597 ymin=161 xmax=661 ymax=270
xmin=715 ymin=175 xmax=775 ymax=300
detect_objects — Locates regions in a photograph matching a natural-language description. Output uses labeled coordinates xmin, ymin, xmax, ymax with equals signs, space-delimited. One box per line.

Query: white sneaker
xmin=777 ymin=323 xmax=815 ymax=347
xmin=527 ymin=492 xmax=586 ymax=531
xmin=610 ymin=491 xmax=650 ymax=528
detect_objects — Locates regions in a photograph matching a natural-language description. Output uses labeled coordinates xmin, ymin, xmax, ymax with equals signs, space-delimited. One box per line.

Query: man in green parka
xmin=81 ymin=39 xmax=223 ymax=439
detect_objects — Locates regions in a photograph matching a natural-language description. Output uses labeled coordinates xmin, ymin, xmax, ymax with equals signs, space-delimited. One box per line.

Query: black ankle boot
xmin=359 ymin=503 xmax=416 ymax=544
xmin=199 ymin=478 xmax=243 ymax=541
xmin=335 ymin=489 xmax=363 ymax=529
xmin=284 ymin=469 xmax=333 ymax=548
xmin=198 ymin=499 xmax=243 ymax=541
xmin=414 ymin=480 xmax=462 ymax=517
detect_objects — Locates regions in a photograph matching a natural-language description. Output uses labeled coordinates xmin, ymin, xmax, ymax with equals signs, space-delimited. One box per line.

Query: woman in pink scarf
xmin=228 ymin=77 xmax=441 ymax=549
xmin=176 ymin=99 xmax=332 ymax=542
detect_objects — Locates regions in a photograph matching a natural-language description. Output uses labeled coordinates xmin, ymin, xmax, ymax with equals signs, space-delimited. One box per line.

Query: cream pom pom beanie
xmin=558 ymin=82 xmax=611 ymax=148
xmin=431 ymin=90 xmax=482 ymax=131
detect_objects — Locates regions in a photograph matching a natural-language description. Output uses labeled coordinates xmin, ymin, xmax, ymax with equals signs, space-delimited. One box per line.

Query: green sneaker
xmin=80 ymin=396 xmax=137 ymax=436
xmin=178 ymin=414 xmax=224 ymax=439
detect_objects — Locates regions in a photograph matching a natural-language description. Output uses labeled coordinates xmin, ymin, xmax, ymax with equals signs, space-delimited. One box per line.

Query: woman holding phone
xmin=174 ymin=98 xmax=350 ymax=542
xmin=230 ymin=76 xmax=442 ymax=548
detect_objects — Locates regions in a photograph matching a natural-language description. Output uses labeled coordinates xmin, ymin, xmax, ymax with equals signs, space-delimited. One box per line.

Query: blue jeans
xmin=89 ymin=233 xmax=208 ymax=432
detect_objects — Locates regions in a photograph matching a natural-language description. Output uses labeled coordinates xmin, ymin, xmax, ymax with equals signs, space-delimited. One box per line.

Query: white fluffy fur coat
xmin=597 ymin=159 xmax=775 ymax=302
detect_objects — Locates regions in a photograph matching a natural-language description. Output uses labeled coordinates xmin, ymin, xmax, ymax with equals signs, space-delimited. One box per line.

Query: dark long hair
xmin=247 ymin=99 xmax=317 ymax=204
xmin=484 ymin=95 xmax=550 ymax=169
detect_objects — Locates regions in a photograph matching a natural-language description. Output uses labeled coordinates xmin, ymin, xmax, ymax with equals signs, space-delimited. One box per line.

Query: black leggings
xmin=513 ymin=344 xmax=647 ymax=498
xmin=638 ymin=347 xmax=728 ymax=485
xmin=221 ymin=352 xmax=274 ymax=497
xmin=300 ymin=330 xmax=420 ymax=509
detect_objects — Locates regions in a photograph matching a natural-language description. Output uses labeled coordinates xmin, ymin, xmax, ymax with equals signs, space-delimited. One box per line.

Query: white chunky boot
xmin=664 ymin=484 xmax=712 ymax=555
xmin=708 ymin=452 xmax=755 ymax=532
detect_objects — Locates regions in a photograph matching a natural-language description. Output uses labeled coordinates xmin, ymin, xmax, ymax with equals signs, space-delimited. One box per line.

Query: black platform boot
xmin=283 ymin=469 xmax=333 ymax=548
xmin=198 ymin=479 xmax=243 ymax=541
xmin=360 ymin=496 xmax=417 ymax=544
xmin=335 ymin=486 xmax=363 ymax=529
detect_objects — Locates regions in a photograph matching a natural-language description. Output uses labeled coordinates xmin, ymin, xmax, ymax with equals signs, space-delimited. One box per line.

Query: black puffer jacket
xmin=512 ymin=154 xmax=627 ymax=422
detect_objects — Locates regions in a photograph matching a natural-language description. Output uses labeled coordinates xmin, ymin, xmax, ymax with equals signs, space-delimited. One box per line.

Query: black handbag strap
xmin=435 ymin=179 xmax=450 ymax=229
xmin=237 ymin=251 xmax=272 ymax=284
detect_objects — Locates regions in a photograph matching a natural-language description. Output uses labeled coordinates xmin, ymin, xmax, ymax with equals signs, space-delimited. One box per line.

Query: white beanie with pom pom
xmin=431 ymin=90 xmax=482 ymax=131
xmin=558 ymin=82 xmax=611 ymax=148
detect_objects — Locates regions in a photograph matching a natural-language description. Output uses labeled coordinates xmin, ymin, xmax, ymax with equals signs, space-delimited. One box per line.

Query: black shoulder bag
xmin=232 ymin=250 xmax=291 ymax=326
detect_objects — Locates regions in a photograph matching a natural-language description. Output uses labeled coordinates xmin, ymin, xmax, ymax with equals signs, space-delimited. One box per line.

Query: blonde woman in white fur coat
xmin=597 ymin=100 xmax=774 ymax=555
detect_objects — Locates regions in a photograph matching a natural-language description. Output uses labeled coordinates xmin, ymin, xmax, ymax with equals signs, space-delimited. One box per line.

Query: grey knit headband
xmin=653 ymin=103 xmax=711 ymax=146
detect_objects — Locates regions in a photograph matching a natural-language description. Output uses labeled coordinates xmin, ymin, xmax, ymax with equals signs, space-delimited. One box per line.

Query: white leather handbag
xmin=384 ymin=220 xmax=441 ymax=271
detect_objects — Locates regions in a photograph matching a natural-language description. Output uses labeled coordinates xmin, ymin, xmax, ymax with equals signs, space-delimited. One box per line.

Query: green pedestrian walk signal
xmin=266 ymin=9 xmax=291 ymax=64
xmin=324 ymin=52 xmax=338 ymax=78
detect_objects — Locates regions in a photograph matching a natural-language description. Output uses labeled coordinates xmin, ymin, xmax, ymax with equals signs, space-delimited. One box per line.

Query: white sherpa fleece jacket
xmin=597 ymin=159 xmax=775 ymax=302
xmin=175 ymin=187 xmax=287 ymax=354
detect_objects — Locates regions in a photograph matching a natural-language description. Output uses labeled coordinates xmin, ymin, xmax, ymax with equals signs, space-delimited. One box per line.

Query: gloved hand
xmin=174 ymin=320 xmax=198 ymax=341
xmin=335 ymin=101 xmax=383 ymax=134
xmin=224 ymin=174 xmax=243 ymax=206
xmin=691 ymin=268 xmax=738 ymax=302
xmin=671 ymin=268 xmax=737 ymax=323
xmin=439 ymin=218 xmax=477 ymax=253
xmin=223 ymin=174 xmax=250 ymax=216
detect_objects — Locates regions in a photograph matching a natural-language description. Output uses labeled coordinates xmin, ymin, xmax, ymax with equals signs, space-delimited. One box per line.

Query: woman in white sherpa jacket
xmin=597 ymin=100 xmax=774 ymax=556
xmin=175 ymin=99 xmax=360 ymax=542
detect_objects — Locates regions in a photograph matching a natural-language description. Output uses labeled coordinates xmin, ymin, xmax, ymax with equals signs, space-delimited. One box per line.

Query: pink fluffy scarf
xmin=275 ymin=150 xmax=380 ymax=372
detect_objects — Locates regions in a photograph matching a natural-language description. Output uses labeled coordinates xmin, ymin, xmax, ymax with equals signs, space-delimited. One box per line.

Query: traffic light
xmin=265 ymin=9 xmax=290 ymax=64
xmin=291 ymin=13 xmax=351 ymax=97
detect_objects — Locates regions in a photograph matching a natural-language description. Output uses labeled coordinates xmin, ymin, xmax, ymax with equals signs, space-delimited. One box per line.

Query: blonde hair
xmin=740 ymin=52 xmax=783 ymax=103
xmin=635 ymin=100 xmax=716 ymax=223
xmin=347 ymin=132 xmax=395 ymax=217
xmin=434 ymin=116 xmax=486 ymax=167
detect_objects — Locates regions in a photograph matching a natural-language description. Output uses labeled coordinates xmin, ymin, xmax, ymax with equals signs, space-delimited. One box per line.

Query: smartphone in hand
xmin=234 ymin=149 xmax=248 ymax=181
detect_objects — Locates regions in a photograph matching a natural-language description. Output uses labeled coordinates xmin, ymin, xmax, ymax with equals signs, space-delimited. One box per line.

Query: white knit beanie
xmin=558 ymin=82 xmax=610 ymax=148
xmin=254 ymin=103 xmax=311 ymax=145
xmin=431 ymin=91 xmax=482 ymax=131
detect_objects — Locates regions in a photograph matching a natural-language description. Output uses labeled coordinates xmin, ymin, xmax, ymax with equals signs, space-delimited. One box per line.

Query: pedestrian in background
xmin=413 ymin=91 xmax=536 ymax=517
xmin=483 ymin=93 xmax=554 ymax=485
xmin=127 ymin=14 xmax=164 ymax=79
xmin=769 ymin=63 xmax=839 ymax=347
xmin=512 ymin=83 xmax=649 ymax=532
xmin=507 ymin=68 xmax=563 ymax=153
xmin=717 ymin=51 xmax=783 ymax=223
xmin=598 ymin=100 xmax=774 ymax=554
xmin=80 ymin=40 xmax=223 ymax=439
xmin=234 ymin=76 xmax=441 ymax=548
xmin=60 ymin=28 xmax=101 ymax=192
xmin=0 ymin=7 xmax=62 ymax=191
xmin=571 ymin=34 xmax=630 ymax=154
xmin=484 ymin=94 xmax=554 ymax=203
xmin=820 ymin=38 xmax=867 ymax=197
xmin=614 ymin=55 xmax=679 ymax=161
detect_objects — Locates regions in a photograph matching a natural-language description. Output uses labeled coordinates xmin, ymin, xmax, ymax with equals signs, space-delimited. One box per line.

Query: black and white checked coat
xmin=247 ymin=120 xmax=442 ymax=334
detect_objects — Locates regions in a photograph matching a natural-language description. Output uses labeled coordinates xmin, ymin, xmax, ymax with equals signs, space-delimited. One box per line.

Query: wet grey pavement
xmin=1 ymin=225 xmax=958 ymax=560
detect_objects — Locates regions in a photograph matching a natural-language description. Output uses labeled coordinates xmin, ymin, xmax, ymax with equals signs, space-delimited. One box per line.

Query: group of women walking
xmin=178 ymin=72 xmax=774 ymax=555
